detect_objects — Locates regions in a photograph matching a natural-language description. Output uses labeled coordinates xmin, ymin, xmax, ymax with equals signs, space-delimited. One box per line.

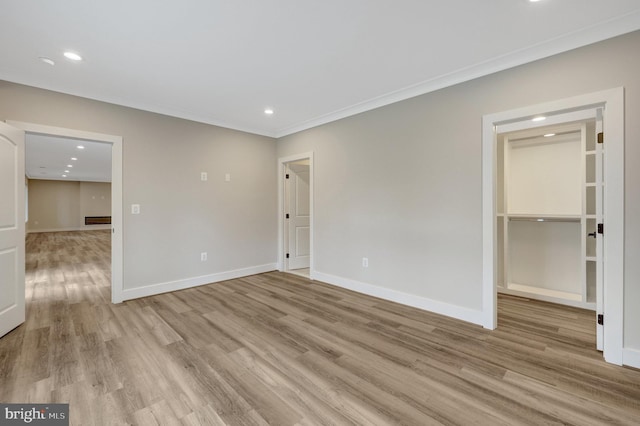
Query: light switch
xmin=201 ymin=172 xmax=208 ymax=181
xmin=131 ymin=204 xmax=140 ymax=214
xmin=225 ymin=173 xmax=231 ymax=182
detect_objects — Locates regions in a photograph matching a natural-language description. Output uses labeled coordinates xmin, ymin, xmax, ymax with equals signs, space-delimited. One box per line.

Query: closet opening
xmin=481 ymin=88 xmax=624 ymax=365
xmin=496 ymin=117 xmax=600 ymax=311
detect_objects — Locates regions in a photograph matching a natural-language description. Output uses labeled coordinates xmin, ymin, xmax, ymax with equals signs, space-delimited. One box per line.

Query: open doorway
xmin=495 ymin=115 xmax=600 ymax=354
xmin=496 ymin=116 xmax=600 ymax=310
xmin=6 ymin=121 xmax=123 ymax=303
xmin=481 ymin=88 xmax=624 ymax=365
xmin=278 ymin=153 xmax=314 ymax=279
xmin=24 ymin=135 xmax=113 ymax=304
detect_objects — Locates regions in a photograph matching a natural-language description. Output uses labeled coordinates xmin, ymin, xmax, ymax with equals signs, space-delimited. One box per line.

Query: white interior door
xmin=286 ymin=162 xmax=310 ymax=270
xmin=0 ymin=122 xmax=25 ymax=338
xmin=594 ymin=109 xmax=604 ymax=351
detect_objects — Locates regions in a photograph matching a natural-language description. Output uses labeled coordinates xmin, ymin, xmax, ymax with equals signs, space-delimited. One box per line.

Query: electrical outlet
xmin=225 ymin=173 xmax=231 ymax=182
xmin=362 ymin=257 xmax=369 ymax=268
xmin=201 ymin=252 xmax=207 ymax=262
xmin=131 ymin=204 xmax=140 ymax=214
xmin=201 ymin=172 xmax=208 ymax=181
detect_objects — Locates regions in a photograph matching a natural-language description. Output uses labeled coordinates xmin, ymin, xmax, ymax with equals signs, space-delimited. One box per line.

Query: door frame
xmin=481 ymin=87 xmax=624 ymax=365
xmin=278 ymin=152 xmax=314 ymax=276
xmin=6 ymin=121 xmax=124 ymax=304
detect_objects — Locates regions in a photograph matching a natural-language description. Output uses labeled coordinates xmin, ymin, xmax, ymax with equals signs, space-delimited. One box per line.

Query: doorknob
xmin=588 ymin=232 xmax=597 ymax=238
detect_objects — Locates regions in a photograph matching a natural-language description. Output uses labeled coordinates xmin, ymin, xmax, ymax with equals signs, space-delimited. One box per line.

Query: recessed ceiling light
xmin=67 ymin=164 xmax=73 ymax=168
xmin=532 ymin=116 xmax=546 ymax=122
xmin=64 ymin=51 xmax=83 ymax=61
xmin=544 ymin=133 xmax=556 ymax=137
xmin=64 ymin=170 xmax=70 ymax=173
xmin=39 ymin=57 xmax=55 ymax=66
xmin=71 ymin=157 xmax=77 ymax=161
xmin=264 ymin=108 xmax=274 ymax=115
xmin=62 ymin=174 xmax=67 ymax=178
xmin=76 ymin=145 xmax=85 ymax=149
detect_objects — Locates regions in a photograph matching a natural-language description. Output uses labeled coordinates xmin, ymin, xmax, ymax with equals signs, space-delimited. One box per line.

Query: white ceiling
xmin=26 ymin=134 xmax=111 ymax=182
xmin=2 ymin=1 xmax=640 ymax=138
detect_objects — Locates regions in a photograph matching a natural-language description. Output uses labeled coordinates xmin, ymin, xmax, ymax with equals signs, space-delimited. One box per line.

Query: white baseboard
xmin=81 ymin=225 xmax=111 ymax=231
xmin=313 ymin=271 xmax=484 ymax=326
xmin=121 ymin=263 xmax=277 ymax=301
xmin=27 ymin=226 xmax=83 ymax=233
xmin=27 ymin=226 xmax=111 ymax=233
xmin=623 ymin=348 xmax=640 ymax=369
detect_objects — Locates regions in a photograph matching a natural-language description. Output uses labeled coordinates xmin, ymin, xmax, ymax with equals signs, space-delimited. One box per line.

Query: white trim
xmin=121 ymin=263 xmax=277 ymax=301
xmin=275 ymin=13 xmax=640 ymax=138
xmin=278 ymin=152 xmax=314 ymax=278
xmin=5 ymin=121 xmax=121 ymax=144
xmin=314 ymin=271 xmax=484 ymax=326
xmin=482 ymin=88 xmax=625 ymax=365
xmin=497 ymin=109 xmax=599 ymax=134
xmin=622 ymin=348 xmax=640 ymax=369
xmin=5 ymin=121 xmax=125 ymax=305
xmin=26 ymin=226 xmax=111 ymax=233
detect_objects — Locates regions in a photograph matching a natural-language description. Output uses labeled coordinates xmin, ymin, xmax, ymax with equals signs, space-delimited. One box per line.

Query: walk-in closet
xmin=496 ymin=116 xmax=602 ymax=311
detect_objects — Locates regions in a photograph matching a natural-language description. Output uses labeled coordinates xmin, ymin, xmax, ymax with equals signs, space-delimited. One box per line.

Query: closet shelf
xmin=506 ymin=214 xmax=581 ymax=222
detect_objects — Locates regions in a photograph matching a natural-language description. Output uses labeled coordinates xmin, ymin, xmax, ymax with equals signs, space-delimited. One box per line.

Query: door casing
xmin=481 ymin=88 xmax=624 ymax=365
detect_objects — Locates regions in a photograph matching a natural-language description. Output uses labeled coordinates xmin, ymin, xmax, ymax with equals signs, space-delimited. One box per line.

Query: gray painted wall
xmin=27 ymin=179 xmax=111 ymax=232
xmin=277 ymin=31 xmax=640 ymax=351
xmin=27 ymin=179 xmax=82 ymax=231
xmin=0 ymin=83 xmax=278 ymax=289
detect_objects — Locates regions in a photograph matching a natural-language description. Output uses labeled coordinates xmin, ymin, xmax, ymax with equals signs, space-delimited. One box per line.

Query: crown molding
xmin=275 ymin=10 xmax=640 ymax=138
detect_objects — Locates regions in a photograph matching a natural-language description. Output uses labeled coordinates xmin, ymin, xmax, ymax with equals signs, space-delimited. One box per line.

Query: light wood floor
xmin=1 ymin=231 xmax=639 ymax=425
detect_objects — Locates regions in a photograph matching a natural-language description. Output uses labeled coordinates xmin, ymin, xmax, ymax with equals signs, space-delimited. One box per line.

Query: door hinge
xmin=285 ymin=213 xmax=290 ymax=219
xmin=598 ymin=223 xmax=604 ymax=235
xmin=285 ymin=174 xmax=290 ymax=179
xmin=286 ymin=253 xmax=290 ymax=259
xmin=597 ymin=132 xmax=604 ymax=144
xmin=597 ymin=314 xmax=604 ymax=325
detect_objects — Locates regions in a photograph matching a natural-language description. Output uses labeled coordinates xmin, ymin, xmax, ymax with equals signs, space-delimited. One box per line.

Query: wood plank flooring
xmin=1 ymin=231 xmax=639 ymax=425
